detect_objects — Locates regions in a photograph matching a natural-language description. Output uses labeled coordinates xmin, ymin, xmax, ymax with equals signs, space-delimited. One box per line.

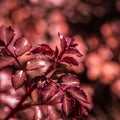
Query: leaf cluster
xmin=0 ymin=26 xmax=88 ymax=119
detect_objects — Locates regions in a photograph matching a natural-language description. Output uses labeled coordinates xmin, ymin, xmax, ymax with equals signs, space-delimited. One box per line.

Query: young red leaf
xmin=58 ymin=33 xmax=67 ymax=52
xmin=0 ymin=25 xmax=15 ymax=45
xmin=66 ymin=37 xmax=75 ymax=48
xmin=55 ymin=46 xmax=59 ymax=57
xmin=0 ymin=55 xmax=14 ymax=69
xmin=62 ymin=56 xmax=78 ymax=66
xmin=12 ymin=70 xmax=26 ymax=89
xmin=62 ymin=95 xmax=72 ymax=117
xmin=67 ymin=87 xmax=88 ymax=103
xmin=31 ymin=44 xmax=54 ymax=56
xmin=65 ymin=48 xmax=83 ymax=57
xmin=40 ymin=82 xmax=57 ymax=102
xmin=14 ymin=37 xmax=32 ymax=56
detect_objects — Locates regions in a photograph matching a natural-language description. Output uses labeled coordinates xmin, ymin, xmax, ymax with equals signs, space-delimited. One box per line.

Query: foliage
xmin=0 ymin=25 xmax=89 ymax=120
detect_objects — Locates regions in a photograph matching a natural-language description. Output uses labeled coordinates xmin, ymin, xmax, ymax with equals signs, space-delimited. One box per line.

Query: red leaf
xmin=58 ymin=33 xmax=67 ymax=52
xmin=0 ymin=25 xmax=15 ymax=45
xmin=62 ymin=95 xmax=72 ymax=117
xmin=26 ymin=58 xmax=46 ymax=70
xmin=55 ymin=46 xmax=59 ymax=57
xmin=66 ymin=37 xmax=75 ymax=48
xmin=60 ymin=74 xmax=80 ymax=89
xmin=14 ymin=37 xmax=32 ymax=56
xmin=12 ymin=70 xmax=26 ymax=89
xmin=73 ymin=99 xmax=82 ymax=117
xmin=65 ymin=48 xmax=82 ymax=57
xmin=67 ymin=87 xmax=88 ymax=103
xmin=6 ymin=26 xmax=15 ymax=45
xmin=0 ymin=55 xmax=14 ymax=69
xmin=40 ymin=82 xmax=57 ymax=102
xmin=31 ymin=44 xmax=54 ymax=56
xmin=62 ymin=56 xmax=78 ymax=66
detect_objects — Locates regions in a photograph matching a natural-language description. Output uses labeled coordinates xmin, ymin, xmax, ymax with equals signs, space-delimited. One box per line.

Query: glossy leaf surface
xmin=26 ymin=58 xmax=46 ymax=70
xmin=58 ymin=33 xmax=67 ymax=52
xmin=66 ymin=37 xmax=75 ymax=48
xmin=12 ymin=70 xmax=26 ymax=89
xmin=14 ymin=37 xmax=32 ymax=56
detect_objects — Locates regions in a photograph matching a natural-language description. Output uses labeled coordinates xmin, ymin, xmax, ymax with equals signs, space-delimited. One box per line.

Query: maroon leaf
xmin=66 ymin=37 xmax=75 ymax=48
xmin=31 ymin=44 xmax=54 ymax=56
xmin=12 ymin=70 xmax=26 ymax=89
xmin=67 ymin=87 xmax=88 ymax=103
xmin=60 ymin=74 xmax=80 ymax=90
xmin=6 ymin=26 xmax=15 ymax=45
xmin=58 ymin=33 xmax=67 ymax=52
xmin=62 ymin=95 xmax=72 ymax=117
xmin=40 ymin=82 xmax=57 ymax=102
xmin=55 ymin=46 xmax=59 ymax=57
xmin=65 ymin=48 xmax=82 ymax=57
xmin=0 ymin=25 xmax=15 ymax=45
xmin=14 ymin=37 xmax=32 ymax=56
xmin=0 ymin=55 xmax=15 ymax=69
xmin=26 ymin=58 xmax=46 ymax=70
xmin=62 ymin=56 xmax=78 ymax=66
xmin=73 ymin=99 xmax=82 ymax=117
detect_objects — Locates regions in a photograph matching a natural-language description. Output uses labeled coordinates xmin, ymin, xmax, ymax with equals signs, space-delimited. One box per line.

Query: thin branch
xmin=4 ymin=84 xmax=36 ymax=120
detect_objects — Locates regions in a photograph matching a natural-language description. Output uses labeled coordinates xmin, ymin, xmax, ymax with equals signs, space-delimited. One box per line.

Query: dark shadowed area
xmin=0 ymin=0 xmax=120 ymax=120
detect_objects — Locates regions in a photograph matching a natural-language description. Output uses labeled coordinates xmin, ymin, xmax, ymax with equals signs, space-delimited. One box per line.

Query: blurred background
xmin=0 ymin=0 xmax=120 ymax=119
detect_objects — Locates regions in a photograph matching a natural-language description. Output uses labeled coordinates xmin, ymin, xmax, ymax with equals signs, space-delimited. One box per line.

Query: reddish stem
xmin=4 ymin=85 xmax=36 ymax=120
